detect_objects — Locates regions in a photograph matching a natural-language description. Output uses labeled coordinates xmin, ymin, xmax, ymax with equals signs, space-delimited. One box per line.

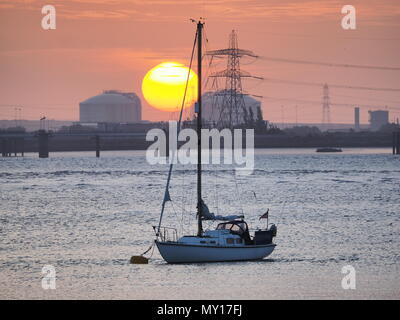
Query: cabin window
xmin=200 ymin=240 xmax=206 ymax=244
xmin=210 ymin=241 xmax=216 ymax=244
xmin=226 ymin=238 xmax=234 ymax=244
xmin=217 ymin=223 xmax=234 ymax=230
xmin=235 ymin=239 xmax=242 ymax=244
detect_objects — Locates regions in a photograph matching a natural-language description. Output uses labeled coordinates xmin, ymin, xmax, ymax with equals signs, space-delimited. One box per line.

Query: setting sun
xmin=141 ymin=62 xmax=198 ymax=112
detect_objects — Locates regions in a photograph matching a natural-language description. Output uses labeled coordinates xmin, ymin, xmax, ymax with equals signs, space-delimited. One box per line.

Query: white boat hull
xmin=156 ymin=241 xmax=276 ymax=263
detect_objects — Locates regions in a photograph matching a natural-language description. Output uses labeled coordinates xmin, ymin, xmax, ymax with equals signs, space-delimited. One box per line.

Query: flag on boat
xmin=259 ymin=209 xmax=269 ymax=220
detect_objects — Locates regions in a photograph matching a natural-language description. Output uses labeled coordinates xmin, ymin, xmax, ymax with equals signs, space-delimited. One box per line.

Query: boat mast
xmin=196 ymin=20 xmax=203 ymax=237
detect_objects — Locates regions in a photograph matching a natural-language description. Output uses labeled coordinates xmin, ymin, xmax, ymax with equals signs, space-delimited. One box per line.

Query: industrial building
xmin=368 ymin=110 xmax=389 ymax=131
xmin=80 ymin=90 xmax=141 ymax=123
xmin=354 ymin=107 xmax=360 ymax=131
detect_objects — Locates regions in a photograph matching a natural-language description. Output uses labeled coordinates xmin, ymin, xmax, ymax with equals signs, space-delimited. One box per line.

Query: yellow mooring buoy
xmin=131 ymin=242 xmax=154 ymax=264
xmin=130 ymin=255 xmax=149 ymax=264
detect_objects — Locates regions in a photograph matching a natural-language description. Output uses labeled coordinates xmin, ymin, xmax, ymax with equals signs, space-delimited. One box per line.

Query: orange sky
xmin=0 ymin=0 xmax=399 ymax=124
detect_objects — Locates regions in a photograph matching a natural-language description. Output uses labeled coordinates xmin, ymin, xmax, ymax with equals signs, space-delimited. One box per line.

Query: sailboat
xmin=154 ymin=20 xmax=277 ymax=263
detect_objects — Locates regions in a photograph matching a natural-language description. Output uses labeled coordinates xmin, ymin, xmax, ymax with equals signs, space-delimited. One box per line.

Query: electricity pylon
xmin=206 ymin=30 xmax=262 ymax=129
xmin=322 ymin=83 xmax=331 ymax=130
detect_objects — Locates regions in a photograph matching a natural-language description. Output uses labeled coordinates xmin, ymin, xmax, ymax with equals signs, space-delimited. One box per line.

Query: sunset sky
xmin=1 ymin=0 xmax=399 ymax=124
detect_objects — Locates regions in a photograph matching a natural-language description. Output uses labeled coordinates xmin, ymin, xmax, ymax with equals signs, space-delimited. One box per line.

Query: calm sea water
xmin=0 ymin=148 xmax=399 ymax=299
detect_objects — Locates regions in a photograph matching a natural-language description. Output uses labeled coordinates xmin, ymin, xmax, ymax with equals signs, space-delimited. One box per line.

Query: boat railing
xmin=248 ymin=227 xmax=269 ymax=232
xmin=153 ymin=226 xmax=178 ymax=242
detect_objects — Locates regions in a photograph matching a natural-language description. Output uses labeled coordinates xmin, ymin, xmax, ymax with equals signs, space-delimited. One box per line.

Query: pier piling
xmin=1 ymin=139 xmax=7 ymax=157
xmin=95 ymin=135 xmax=100 ymax=157
xmin=1 ymin=138 xmax=24 ymax=157
xmin=393 ymin=132 xmax=396 ymax=154
xmin=394 ymin=131 xmax=400 ymax=155
xmin=38 ymin=130 xmax=49 ymax=158
xmin=397 ymin=132 xmax=400 ymax=155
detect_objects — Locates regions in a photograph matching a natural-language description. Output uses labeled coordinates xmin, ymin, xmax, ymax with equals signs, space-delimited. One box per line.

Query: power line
xmin=0 ymin=104 xmax=74 ymax=110
xmin=259 ymin=56 xmax=400 ymax=71
xmin=239 ymin=29 xmax=400 ymax=42
xmin=261 ymin=77 xmax=400 ymax=92
xmin=261 ymin=95 xmax=400 ymax=111
xmin=332 ymin=93 xmax=400 ymax=105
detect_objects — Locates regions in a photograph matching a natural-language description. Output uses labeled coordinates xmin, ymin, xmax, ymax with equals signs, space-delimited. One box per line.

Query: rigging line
xmin=232 ymin=169 xmax=244 ymax=216
xmin=179 ymin=163 xmax=186 ymax=237
xmin=170 ymin=200 xmax=189 ymax=238
xmin=275 ymin=200 xmax=287 ymax=227
xmin=202 ymin=29 xmax=215 ymax=91
xmin=157 ymin=28 xmax=198 ymax=232
xmin=215 ymin=165 xmax=220 ymax=216
xmin=207 ymin=164 xmax=217 ymax=215
xmin=261 ymin=77 xmax=400 ymax=92
xmin=188 ymin=177 xmax=197 ymax=234
xmin=181 ymin=170 xmax=196 ymax=235
xmin=203 ymin=33 xmax=215 ymax=90
xmin=259 ymin=56 xmax=400 ymax=71
xmin=170 ymin=200 xmax=181 ymax=221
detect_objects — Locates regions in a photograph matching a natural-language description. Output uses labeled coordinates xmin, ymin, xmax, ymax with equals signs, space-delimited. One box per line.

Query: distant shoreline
xmin=0 ymin=131 xmax=394 ymax=154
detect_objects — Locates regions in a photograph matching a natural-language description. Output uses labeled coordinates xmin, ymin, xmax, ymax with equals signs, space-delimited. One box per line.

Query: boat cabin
xmin=216 ymin=220 xmax=252 ymax=244
xmin=216 ymin=220 xmax=248 ymax=233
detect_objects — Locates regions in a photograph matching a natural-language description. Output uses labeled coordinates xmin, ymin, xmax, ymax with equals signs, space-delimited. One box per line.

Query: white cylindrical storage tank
xmin=79 ymin=91 xmax=142 ymax=123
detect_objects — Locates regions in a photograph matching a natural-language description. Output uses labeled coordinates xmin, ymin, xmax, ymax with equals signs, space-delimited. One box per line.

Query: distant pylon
xmin=322 ymin=83 xmax=331 ymax=129
xmin=207 ymin=30 xmax=261 ymax=129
